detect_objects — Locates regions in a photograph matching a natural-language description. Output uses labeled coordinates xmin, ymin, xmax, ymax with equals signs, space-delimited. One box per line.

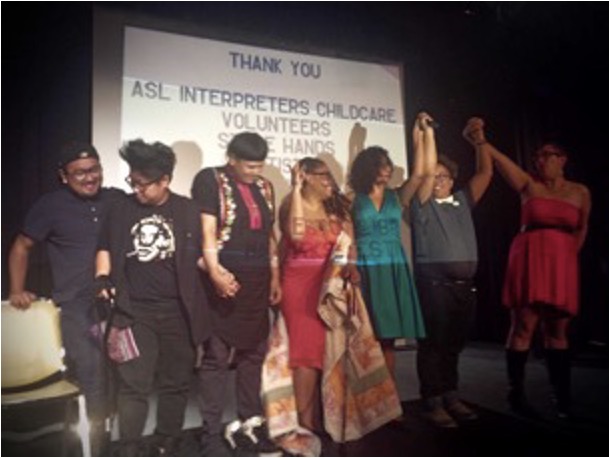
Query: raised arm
xmin=8 ymin=234 xmax=37 ymax=309
xmin=416 ymin=114 xmax=438 ymax=204
xmin=462 ymin=118 xmax=493 ymax=204
xmin=281 ymin=164 xmax=306 ymax=242
xmin=397 ymin=113 xmax=427 ymax=206
xmin=465 ymin=118 xmax=533 ymax=194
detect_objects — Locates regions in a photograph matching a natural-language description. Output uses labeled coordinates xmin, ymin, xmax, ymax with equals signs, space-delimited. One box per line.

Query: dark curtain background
xmin=2 ymin=3 xmax=607 ymax=347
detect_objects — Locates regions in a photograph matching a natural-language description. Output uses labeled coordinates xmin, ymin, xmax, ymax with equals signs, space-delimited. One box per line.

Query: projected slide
xmin=104 ymin=26 xmax=407 ymax=197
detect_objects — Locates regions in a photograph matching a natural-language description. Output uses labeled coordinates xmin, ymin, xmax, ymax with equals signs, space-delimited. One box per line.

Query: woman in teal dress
xmin=348 ymin=113 xmax=430 ymax=379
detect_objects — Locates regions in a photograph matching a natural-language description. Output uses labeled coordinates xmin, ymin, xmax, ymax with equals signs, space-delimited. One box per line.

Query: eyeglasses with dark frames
xmin=434 ymin=173 xmax=452 ymax=181
xmin=67 ymin=165 xmax=102 ymax=182
xmin=125 ymin=176 xmax=159 ymax=191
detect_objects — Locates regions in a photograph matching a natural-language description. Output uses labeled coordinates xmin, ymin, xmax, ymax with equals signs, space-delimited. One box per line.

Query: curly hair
xmin=348 ymin=146 xmax=394 ymax=194
xmin=299 ymin=157 xmax=351 ymax=222
xmin=120 ymin=139 xmax=176 ymax=180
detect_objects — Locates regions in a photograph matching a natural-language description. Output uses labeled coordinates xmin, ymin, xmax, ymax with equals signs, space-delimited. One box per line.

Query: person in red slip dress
xmin=279 ymin=157 xmax=359 ymax=432
xmin=463 ymin=118 xmax=591 ymax=419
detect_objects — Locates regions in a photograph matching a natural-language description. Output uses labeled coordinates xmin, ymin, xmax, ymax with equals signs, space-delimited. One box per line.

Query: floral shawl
xmin=261 ymin=231 xmax=401 ymax=449
xmin=318 ymin=232 xmax=403 ymax=443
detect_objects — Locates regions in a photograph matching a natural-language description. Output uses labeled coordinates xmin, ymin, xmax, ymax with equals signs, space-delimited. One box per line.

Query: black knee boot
xmin=545 ymin=349 xmax=571 ymax=418
xmin=506 ymin=349 xmax=538 ymax=417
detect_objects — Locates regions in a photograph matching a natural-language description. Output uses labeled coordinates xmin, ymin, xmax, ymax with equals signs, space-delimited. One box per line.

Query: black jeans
xmin=198 ymin=335 xmax=267 ymax=435
xmin=415 ymin=277 xmax=476 ymax=399
xmin=60 ymin=294 xmax=106 ymax=419
xmin=117 ymin=302 xmax=194 ymax=442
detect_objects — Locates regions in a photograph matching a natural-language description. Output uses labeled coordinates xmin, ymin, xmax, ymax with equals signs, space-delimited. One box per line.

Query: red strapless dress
xmin=280 ymin=224 xmax=340 ymax=369
xmin=503 ymin=197 xmax=582 ymax=316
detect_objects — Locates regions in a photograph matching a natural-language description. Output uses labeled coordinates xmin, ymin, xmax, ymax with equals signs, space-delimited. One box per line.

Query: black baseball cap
xmin=58 ymin=141 xmax=100 ymax=168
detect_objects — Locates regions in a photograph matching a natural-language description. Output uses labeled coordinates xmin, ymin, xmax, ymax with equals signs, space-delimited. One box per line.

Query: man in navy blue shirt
xmin=8 ymin=141 xmax=123 ymax=451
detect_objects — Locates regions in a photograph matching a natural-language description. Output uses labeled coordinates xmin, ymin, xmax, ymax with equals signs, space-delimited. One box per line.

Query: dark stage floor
xmin=2 ymin=342 xmax=607 ymax=457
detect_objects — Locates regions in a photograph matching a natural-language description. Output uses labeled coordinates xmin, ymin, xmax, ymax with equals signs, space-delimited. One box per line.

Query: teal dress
xmin=353 ymin=190 xmax=425 ymax=339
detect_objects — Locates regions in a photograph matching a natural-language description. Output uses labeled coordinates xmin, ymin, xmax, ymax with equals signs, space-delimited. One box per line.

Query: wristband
xmin=94 ymin=275 xmax=113 ymax=296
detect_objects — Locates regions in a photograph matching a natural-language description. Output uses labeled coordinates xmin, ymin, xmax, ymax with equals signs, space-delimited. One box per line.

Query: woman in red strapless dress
xmin=279 ymin=158 xmax=357 ymax=432
xmin=464 ymin=118 xmax=591 ymax=418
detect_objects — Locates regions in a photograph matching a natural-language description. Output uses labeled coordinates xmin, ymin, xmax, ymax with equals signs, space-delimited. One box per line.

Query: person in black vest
xmin=95 ymin=139 xmax=210 ymax=455
xmin=8 ymin=141 xmax=123 ymax=454
xmin=191 ymin=132 xmax=282 ymax=456
xmin=410 ymin=115 xmax=493 ymax=428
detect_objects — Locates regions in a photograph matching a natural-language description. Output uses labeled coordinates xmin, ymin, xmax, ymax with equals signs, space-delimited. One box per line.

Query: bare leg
xmin=541 ymin=314 xmax=570 ymax=350
xmin=380 ymin=339 xmax=396 ymax=381
xmin=293 ymin=367 xmax=321 ymax=431
xmin=506 ymin=307 xmax=540 ymax=350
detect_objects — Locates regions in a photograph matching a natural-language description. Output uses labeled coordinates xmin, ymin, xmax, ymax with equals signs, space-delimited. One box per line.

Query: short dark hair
xmin=348 ymin=146 xmax=393 ymax=194
xmin=119 ymin=139 xmax=176 ymax=180
xmin=437 ymin=154 xmax=459 ymax=180
xmin=227 ymin=132 xmax=268 ymax=161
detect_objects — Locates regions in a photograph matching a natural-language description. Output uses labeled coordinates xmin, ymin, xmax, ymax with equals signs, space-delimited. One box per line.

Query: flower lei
xmin=214 ymin=169 xmax=274 ymax=250
xmin=216 ymin=170 xmax=237 ymax=250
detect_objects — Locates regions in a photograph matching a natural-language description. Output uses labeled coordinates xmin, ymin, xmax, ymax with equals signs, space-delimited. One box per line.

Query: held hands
xmin=8 ymin=290 xmax=37 ymax=309
xmin=463 ymin=117 xmax=486 ymax=146
xmin=414 ymin=111 xmax=435 ymax=134
xmin=94 ymin=275 xmax=116 ymax=300
xmin=210 ymin=265 xmax=240 ymax=298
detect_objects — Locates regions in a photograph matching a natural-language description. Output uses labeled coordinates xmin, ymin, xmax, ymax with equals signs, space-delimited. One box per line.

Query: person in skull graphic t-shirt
xmin=96 ymin=139 xmax=210 ymax=456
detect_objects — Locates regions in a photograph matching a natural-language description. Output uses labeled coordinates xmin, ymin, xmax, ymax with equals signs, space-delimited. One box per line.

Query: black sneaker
xmin=234 ymin=416 xmax=283 ymax=457
xmin=224 ymin=420 xmax=244 ymax=451
xmin=201 ymin=432 xmax=234 ymax=457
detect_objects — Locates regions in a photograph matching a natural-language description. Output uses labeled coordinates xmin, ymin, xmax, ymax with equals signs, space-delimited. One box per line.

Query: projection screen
xmin=93 ymin=14 xmax=409 ymax=202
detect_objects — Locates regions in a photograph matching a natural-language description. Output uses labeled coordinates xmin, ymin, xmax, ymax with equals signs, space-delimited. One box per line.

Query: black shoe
xmin=227 ymin=416 xmax=283 ymax=457
xmin=150 ymin=436 xmax=180 ymax=457
xmin=508 ymin=390 xmax=540 ymax=419
xmin=388 ymin=416 xmax=410 ymax=432
xmin=201 ymin=432 xmax=234 ymax=457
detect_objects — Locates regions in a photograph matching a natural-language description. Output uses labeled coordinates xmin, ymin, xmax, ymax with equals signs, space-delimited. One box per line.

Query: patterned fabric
xmin=261 ymin=316 xmax=322 ymax=456
xmin=261 ymin=312 xmax=299 ymax=438
xmin=318 ymin=232 xmax=402 ymax=443
xmin=262 ymin=232 xmax=401 ymax=447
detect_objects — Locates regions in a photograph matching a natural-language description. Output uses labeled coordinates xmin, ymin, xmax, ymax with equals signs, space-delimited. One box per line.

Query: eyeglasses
xmin=67 ymin=165 xmax=102 ymax=182
xmin=434 ymin=173 xmax=452 ymax=181
xmin=125 ymin=176 xmax=159 ymax=191
xmin=536 ymin=151 xmax=565 ymax=159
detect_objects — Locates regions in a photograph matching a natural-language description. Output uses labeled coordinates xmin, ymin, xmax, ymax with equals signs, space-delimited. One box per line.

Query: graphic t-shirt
xmin=99 ymin=195 xmax=180 ymax=302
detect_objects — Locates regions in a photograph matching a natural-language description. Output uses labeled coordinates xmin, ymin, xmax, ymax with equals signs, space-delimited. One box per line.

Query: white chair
xmin=2 ymin=299 xmax=91 ymax=456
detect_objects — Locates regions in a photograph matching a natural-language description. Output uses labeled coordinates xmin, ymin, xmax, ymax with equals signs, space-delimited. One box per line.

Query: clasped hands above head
xmin=463 ymin=117 xmax=486 ymax=145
